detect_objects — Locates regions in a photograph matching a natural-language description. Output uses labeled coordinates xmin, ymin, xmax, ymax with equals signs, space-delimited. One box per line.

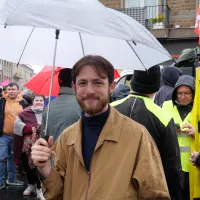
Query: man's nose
xmin=86 ymin=83 xmax=95 ymax=94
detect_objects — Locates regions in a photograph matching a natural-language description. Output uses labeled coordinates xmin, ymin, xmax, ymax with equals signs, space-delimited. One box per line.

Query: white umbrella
xmin=0 ymin=0 xmax=148 ymax=41
xmin=0 ymin=24 xmax=171 ymax=70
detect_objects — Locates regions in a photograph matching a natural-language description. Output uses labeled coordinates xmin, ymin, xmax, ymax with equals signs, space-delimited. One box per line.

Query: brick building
xmin=100 ymin=0 xmax=199 ymax=57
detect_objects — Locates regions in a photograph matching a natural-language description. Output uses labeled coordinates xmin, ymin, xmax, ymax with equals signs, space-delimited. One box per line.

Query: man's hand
xmin=190 ymin=151 xmax=199 ymax=166
xmin=181 ymin=123 xmax=195 ymax=137
xmin=31 ymin=136 xmax=54 ymax=178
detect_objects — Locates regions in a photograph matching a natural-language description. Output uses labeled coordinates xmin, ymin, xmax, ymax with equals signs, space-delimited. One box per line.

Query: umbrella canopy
xmin=0 ymin=10 xmax=171 ymax=71
xmin=24 ymin=66 xmax=120 ymax=96
xmin=0 ymin=0 xmax=145 ymax=41
xmin=0 ymin=0 xmax=171 ymax=70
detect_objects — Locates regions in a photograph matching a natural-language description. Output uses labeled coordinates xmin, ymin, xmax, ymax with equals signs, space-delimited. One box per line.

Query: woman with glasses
xmin=162 ymin=75 xmax=195 ymax=200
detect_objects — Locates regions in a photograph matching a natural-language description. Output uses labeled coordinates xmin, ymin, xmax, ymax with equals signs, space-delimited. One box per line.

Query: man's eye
xmin=95 ymin=82 xmax=102 ymax=86
xmin=79 ymin=82 xmax=86 ymax=86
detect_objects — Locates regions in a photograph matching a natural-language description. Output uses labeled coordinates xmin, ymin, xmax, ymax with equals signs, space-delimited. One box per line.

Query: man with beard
xmin=31 ymin=55 xmax=170 ymax=200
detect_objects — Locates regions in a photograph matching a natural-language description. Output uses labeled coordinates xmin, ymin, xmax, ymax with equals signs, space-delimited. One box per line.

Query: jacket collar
xmin=59 ymin=87 xmax=74 ymax=95
xmin=66 ymin=107 xmax=122 ymax=165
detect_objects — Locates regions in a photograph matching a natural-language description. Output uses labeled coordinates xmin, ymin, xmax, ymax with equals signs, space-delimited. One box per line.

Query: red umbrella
xmin=24 ymin=66 xmax=120 ymax=96
xmin=24 ymin=66 xmax=62 ymax=96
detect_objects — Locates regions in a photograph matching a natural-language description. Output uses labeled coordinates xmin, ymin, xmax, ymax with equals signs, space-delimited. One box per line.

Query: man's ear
xmin=72 ymin=81 xmax=76 ymax=93
xmin=110 ymin=81 xmax=116 ymax=94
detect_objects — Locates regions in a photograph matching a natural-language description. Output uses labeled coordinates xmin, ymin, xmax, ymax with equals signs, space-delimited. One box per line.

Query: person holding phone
xmin=162 ymin=75 xmax=196 ymax=200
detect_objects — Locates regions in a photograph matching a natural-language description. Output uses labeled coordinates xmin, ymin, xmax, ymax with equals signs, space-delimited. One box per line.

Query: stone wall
xmin=99 ymin=0 xmax=121 ymax=9
xmin=100 ymin=0 xmax=197 ymax=28
xmin=166 ymin=0 xmax=196 ymax=27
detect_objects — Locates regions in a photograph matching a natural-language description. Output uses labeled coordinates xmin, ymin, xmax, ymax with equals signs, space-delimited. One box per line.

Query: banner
xmin=0 ymin=78 xmax=10 ymax=86
xmin=190 ymin=68 xmax=200 ymax=199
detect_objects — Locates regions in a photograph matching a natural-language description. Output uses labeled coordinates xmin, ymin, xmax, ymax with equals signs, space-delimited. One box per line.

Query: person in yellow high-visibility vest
xmin=162 ymin=75 xmax=195 ymax=200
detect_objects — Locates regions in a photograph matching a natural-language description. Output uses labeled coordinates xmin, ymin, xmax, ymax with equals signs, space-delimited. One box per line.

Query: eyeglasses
xmin=177 ymin=92 xmax=192 ymax=97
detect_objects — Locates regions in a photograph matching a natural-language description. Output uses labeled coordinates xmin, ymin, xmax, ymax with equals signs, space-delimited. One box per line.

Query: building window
xmin=125 ymin=0 xmax=158 ymax=8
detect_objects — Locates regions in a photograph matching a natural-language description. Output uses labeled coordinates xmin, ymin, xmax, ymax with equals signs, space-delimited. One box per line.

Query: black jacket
xmin=0 ymin=97 xmax=29 ymax=136
xmin=154 ymin=66 xmax=182 ymax=106
xmin=111 ymin=94 xmax=182 ymax=200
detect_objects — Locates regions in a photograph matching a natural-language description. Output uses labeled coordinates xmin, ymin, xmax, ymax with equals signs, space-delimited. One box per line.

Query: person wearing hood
xmin=162 ymin=75 xmax=195 ymax=200
xmin=111 ymin=65 xmax=182 ymax=200
xmin=0 ymin=82 xmax=29 ymax=190
xmin=111 ymin=84 xmax=130 ymax=102
xmin=14 ymin=95 xmax=45 ymax=199
xmin=154 ymin=66 xmax=183 ymax=106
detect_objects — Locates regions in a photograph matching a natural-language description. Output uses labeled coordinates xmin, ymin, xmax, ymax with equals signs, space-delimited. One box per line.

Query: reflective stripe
xmin=179 ymin=132 xmax=189 ymax=137
xmin=180 ymin=146 xmax=190 ymax=152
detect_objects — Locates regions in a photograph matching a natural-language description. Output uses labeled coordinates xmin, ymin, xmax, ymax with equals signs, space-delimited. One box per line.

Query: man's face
xmin=72 ymin=65 xmax=115 ymax=117
xmin=176 ymin=85 xmax=193 ymax=105
xmin=6 ymin=85 xmax=19 ymax=99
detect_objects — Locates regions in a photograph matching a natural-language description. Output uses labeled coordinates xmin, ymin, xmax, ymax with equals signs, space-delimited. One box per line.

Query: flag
xmin=0 ymin=78 xmax=10 ymax=86
xmin=114 ymin=69 xmax=120 ymax=80
xmin=194 ymin=5 xmax=200 ymax=44
xmin=190 ymin=67 xmax=200 ymax=199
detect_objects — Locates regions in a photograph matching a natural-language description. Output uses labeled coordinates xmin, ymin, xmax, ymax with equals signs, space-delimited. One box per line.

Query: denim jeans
xmin=0 ymin=134 xmax=16 ymax=184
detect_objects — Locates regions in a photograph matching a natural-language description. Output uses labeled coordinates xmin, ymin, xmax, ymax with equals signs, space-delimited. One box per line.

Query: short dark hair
xmin=58 ymin=68 xmax=72 ymax=87
xmin=72 ymin=55 xmax=114 ymax=84
xmin=7 ymin=82 xmax=19 ymax=90
xmin=33 ymin=95 xmax=45 ymax=102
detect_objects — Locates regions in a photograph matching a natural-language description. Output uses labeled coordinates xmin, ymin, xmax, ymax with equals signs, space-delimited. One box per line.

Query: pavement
xmin=0 ymin=174 xmax=38 ymax=200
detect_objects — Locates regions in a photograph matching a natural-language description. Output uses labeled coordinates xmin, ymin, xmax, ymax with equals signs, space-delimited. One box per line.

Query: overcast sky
xmin=31 ymin=65 xmax=44 ymax=73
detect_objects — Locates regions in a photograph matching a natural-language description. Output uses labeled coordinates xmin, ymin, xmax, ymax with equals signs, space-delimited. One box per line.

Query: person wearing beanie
xmin=162 ymin=75 xmax=196 ymax=200
xmin=111 ymin=65 xmax=182 ymax=200
xmin=154 ymin=66 xmax=183 ymax=106
xmin=111 ymin=84 xmax=130 ymax=102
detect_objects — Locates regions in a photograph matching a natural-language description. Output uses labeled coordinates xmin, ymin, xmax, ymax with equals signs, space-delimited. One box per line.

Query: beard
xmin=76 ymin=91 xmax=110 ymax=116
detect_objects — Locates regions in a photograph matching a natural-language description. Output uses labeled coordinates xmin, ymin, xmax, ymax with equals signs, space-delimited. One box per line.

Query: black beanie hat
xmin=131 ymin=65 xmax=161 ymax=94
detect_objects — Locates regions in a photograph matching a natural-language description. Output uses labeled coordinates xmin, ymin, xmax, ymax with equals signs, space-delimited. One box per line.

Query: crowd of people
xmin=0 ymin=55 xmax=200 ymax=200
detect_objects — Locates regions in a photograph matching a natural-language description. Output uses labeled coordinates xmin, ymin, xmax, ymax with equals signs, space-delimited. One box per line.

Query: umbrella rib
xmin=16 ymin=27 xmax=35 ymax=66
xmin=4 ymin=0 xmax=26 ymax=25
xmin=79 ymin=33 xmax=85 ymax=56
xmin=126 ymin=40 xmax=147 ymax=71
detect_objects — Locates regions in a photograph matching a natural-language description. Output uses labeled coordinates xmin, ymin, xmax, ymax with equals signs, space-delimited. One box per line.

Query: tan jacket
xmin=42 ymin=107 xmax=170 ymax=200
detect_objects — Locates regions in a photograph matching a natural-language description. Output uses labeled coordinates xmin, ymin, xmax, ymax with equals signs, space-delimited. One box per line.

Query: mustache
xmin=82 ymin=95 xmax=100 ymax=100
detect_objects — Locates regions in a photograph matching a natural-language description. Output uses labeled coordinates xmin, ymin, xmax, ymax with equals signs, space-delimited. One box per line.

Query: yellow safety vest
xmin=162 ymin=100 xmax=191 ymax=172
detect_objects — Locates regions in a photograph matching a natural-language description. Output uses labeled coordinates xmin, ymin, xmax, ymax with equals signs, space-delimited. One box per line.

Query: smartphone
xmin=175 ymin=123 xmax=180 ymax=130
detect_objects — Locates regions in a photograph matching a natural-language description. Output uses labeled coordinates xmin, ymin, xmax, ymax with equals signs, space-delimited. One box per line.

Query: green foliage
xmin=150 ymin=14 xmax=165 ymax=24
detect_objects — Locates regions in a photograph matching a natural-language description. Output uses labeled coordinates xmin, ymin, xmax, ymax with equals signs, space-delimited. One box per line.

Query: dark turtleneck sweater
xmin=81 ymin=106 xmax=110 ymax=171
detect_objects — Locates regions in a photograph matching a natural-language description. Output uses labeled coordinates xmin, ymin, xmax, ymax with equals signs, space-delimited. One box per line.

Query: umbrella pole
xmin=43 ymin=29 xmax=60 ymax=138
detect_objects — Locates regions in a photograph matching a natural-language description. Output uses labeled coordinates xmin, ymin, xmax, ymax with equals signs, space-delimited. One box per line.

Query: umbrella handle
xmin=38 ymin=135 xmax=50 ymax=164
